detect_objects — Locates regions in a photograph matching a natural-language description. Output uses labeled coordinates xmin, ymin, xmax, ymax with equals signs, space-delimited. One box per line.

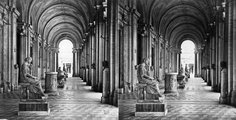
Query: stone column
xmin=86 ymin=36 xmax=92 ymax=86
xmin=50 ymin=47 xmax=59 ymax=72
xmin=0 ymin=20 xmax=3 ymax=89
xmin=199 ymin=50 xmax=202 ymax=76
xmin=194 ymin=50 xmax=198 ymax=77
xmin=107 ymin=0 xmax=119 ymax=106
xmin=72 ymin=49 xmax=75 ymax=77
xmin=32 ymin=34 xmax=39 ymax=77
xmin=170 ymin=48 xmax=181 ymax=72
xmin=10 ymin=6 xmax=19 ymax=90
xmin=97 ymin=23 xmax=105 ymax=92
xmin=131 ymin=8 xmax=139 ymax=91
xmin=227 ymin=0 xmax=233 ymax=104
xmin=128 ymin=8 xmax=132 ymax=93
xmin=177 ymin=51 xmax=181 ymax=73
xmin=91 ymin=32 xmax=96 ymax=91
xmin=72 ymin=48 xmax=78 ymax=76
xmin=78 ymin=49 xmax=81 ymax=77
xmin=231 ymin=0 xmax=236 ymax=106
xmin=3 ymin=13 xmax=9 ymax=92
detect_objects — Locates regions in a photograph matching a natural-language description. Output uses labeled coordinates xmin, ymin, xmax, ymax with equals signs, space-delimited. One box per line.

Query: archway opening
xmin=58 ymin=40 xmax=73 ymax=77
xmin=181 ymin=40 xmax=195 ymax=78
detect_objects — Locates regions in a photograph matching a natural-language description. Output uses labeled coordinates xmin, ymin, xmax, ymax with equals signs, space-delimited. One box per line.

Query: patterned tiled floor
xmin=0 ymin=77 xmax=118 ymax=120
xmin=119 ymin=78 xmax=236 ymax=120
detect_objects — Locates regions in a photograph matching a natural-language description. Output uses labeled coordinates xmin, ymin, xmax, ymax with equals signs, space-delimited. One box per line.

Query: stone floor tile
xmin=0 ymin=77 xmax=118 ymax=120
xmin=119 ymin=77 xmax=236 ymax=120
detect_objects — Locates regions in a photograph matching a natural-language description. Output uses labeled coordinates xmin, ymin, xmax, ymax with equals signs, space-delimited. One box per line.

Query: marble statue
xmin=20 ymin=57 xmax=45 ymax=98
xmin=137 ymin=58 xmax=162 ymax=100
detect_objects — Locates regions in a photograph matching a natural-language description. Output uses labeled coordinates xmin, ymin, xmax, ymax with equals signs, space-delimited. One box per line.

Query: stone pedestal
xmin=164 ymin=73 xmax=178 ymax=96
xmin=220 ymin=68 xmax=227 ymax=104
xmin=101 ymin=68 xmax=109 ymax=104
xmin=135 ymin=101 xmax=167 ymax=116
xmin=18 ymin=101 xmax=50 ymax=116
xmin=44 ymin=72 xmax=59 ymax=96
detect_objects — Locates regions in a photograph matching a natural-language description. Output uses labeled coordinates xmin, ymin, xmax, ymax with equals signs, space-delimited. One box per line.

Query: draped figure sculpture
xmin=20 ymin=57 xmax=45 ymax=99
xmin=137 ymin=58 xmax=162 ymax=100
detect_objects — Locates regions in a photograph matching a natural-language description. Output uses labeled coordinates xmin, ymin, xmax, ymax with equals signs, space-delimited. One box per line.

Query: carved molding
xmin=50 ymin=47 xmax=59 ymax=53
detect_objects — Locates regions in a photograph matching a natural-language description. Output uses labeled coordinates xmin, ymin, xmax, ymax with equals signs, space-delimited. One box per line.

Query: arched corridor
xmin=0 ymin=0 xmax=236 ymax=119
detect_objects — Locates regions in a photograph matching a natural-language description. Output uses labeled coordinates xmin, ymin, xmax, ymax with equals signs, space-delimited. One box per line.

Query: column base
xmin=135 ymin=102 xmax=167 ymax=116
xmin=227 ymin=93 xmax=232 ymax=105
xmin=86 ymin=81 xmax=91 ymax=86
xmin=231 ymin=90 xmax=236 ymax=106
xmin=109 ymin=93 xmax=118 ymax=106
xmin=97 ymin=84 xmax=103 ymax=92
xmin=101 ymin=96 xmax=109 ymax=104
xmin=207 ymin=80 xmax=211 ymax=86
xmin=219 ymin=95 xmax=227 ymax=104
xmin=18 ymin=101 xmax=50 ymax=116
xmin=211 ymin=86 xmax=218 ymax=92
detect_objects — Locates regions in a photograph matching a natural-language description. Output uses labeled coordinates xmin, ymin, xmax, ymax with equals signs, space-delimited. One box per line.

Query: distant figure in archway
xmin=137 ymin=58 xmax=162 ymax=97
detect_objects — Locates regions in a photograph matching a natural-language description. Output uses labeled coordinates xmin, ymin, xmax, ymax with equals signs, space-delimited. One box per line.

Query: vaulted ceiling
xmin=137 ymin=0 xmax=217 ymax=48
xmin=16 ymin=0 xmax=102 ymax=48
xmin=16 ymin=0 xmax=219 ymax=48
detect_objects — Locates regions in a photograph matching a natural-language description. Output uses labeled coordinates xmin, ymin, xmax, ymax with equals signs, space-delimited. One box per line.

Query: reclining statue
xmin=19 ymin=57 xmax=46 ymax=99
xmin=136 ymin=58 xmax=162 ymax=100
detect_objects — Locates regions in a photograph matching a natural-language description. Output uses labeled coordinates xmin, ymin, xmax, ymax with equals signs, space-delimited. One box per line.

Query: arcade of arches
xmin=0 ymin=0 xmax=236 ymax=112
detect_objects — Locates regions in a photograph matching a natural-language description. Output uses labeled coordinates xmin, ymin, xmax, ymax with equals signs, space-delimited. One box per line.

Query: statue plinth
xmin=44 ymin=72 xmax=59 ymax=96
xmin=18 ymin=83 xmax=50 ymax=116
xmin=18 ymin=101 xmax=50 ymax=116
xmin=135 ymin=83 xmax=167 ymax=116
xmin=135 ymin=101 xmax=167 ymax=116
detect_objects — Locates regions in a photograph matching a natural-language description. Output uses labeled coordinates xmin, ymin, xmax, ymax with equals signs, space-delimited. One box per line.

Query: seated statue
xmin=136 ymin=58 xmax=162 ymax=101
xmin=19 ymin=57 xmax=46 ymax=99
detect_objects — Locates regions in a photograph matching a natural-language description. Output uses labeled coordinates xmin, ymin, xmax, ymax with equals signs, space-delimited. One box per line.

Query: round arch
xmin=58 ymin=39 xmax=74 ymax=77
xmin=180 ymin=40 xmax=196 ymax=77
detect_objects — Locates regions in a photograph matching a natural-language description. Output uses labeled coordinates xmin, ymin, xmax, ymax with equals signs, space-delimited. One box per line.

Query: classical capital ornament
xmin=170 ymin=48 xmax=181 ymax=54
xmin=194 ymin=48 xmax=203 ymax=54
xmin=50 ymin=47 xmax=59 ymax=53
xmin=72 ymin=48 xmax=80 ymax=53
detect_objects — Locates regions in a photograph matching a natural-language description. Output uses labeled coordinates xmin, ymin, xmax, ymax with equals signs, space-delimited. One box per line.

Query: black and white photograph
xmin=0 ymin=0 xmax=235 ymax=120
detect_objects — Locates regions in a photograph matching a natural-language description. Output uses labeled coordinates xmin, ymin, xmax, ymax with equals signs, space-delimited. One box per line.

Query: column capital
xmin=72 ymin=48 xmax=80 ymax=53
xmin=170 ymin=48 xmax=181 ymax=54
xmin=194 ymin=48 xmax=203 ymax=54
xmin=50 ymin=47 xmax=59 ymax=53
